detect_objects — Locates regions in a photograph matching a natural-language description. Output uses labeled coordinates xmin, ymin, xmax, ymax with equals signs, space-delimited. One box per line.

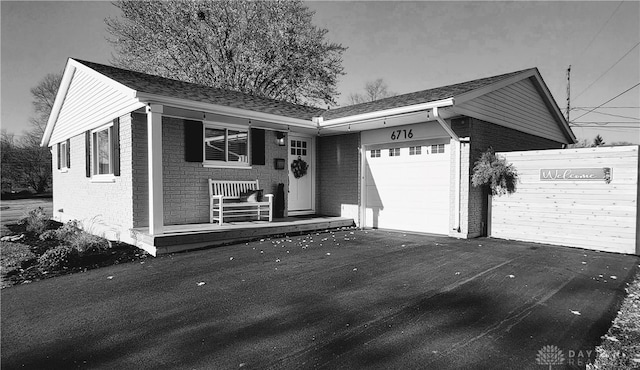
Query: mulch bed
xmin=1 ymin=223 xmax=147 ymax=289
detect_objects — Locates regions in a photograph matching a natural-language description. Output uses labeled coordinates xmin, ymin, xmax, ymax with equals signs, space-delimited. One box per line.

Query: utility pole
xmin=566 ymin=65 xmax=571 ymax=123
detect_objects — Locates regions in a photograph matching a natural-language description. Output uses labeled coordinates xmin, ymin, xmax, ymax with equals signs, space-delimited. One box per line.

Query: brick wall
xmin=452 ymin=117 xmax=565 ymax=237
xmin=158 ymin=117 xmax=288 ymax=225
xmin=131 ymin=112 xmax=148 ymax=228
xmin=52 ymin=113 xmax=134 ymax=240
xmin=317 ymin=133 xmax=360 ymax=219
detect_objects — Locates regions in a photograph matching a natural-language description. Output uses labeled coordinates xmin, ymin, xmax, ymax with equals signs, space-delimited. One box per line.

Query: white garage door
xmin=364 ymin=142 xmax=450 ymax=234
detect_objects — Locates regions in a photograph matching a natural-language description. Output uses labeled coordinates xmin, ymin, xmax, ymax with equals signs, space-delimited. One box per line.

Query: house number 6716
xmin=391 ymin=129 xmax=413 ymax=140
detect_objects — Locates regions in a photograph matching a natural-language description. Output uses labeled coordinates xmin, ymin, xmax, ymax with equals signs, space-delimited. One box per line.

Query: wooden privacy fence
xmin=490 ymin=146 xmax=639 ymax=255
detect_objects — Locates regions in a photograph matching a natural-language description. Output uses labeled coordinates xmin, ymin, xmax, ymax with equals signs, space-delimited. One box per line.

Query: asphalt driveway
xmin=2 ymin=229 xmax=638 ymax=369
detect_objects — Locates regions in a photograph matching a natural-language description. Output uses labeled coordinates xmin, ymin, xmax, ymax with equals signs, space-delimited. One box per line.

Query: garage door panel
xmin=365 ymin=143 xmax=450 ymax=235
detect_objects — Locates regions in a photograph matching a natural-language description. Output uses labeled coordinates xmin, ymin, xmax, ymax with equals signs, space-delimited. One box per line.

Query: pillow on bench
xmin=239 ymin=189 xmax=263 ymax=202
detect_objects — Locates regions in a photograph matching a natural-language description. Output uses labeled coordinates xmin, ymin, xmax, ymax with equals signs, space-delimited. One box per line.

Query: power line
xmin=575 ymin=1 xmax=624 ymax=60
xmin=572 ymin=82 xmax=640 ymax=121
xmin=572 ymin=109 xmax=640 ymax=120
xmin=572 ymin=126 xmax=640 ymax=129
xmin=573 ymin=41 xmax=640 ymax=102
xmin=572 ymin=121 xmax=640 ymax=125
xmin=571 ymin=106 xmax=640 ymax=109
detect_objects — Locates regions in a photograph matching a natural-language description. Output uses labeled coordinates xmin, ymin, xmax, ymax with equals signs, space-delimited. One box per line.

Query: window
xmin=431 ymin=144 xmax=445 ymax=154
xmin=370 ymin=149 xmax=381 ymax=158
xmin=389 ymin=148 xmax=400 ymax=157
xmin=290 ymin=140 xmax=307 ymax=156
xmin=409 ymin=146 xmax=422 ymax=155
xmin=204 ymin=125 xmax=249 ymax=166
xmin=58 ymin=140 xmax=69 ymax=171
xmin=88 ymin=120 xmax=120 ymax=179
xmin=93 ymin=126 xmax=112 ymax=175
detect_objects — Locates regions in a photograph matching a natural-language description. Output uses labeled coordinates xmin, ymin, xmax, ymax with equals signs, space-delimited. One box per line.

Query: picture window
xmin=204 ymin=124 xmax=249 ymax=165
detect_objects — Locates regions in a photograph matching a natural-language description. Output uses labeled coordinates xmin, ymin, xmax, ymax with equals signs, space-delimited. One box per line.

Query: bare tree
xmin=30 ymin=72 xmax=62 ymax=135
xmin=347 ymin=78 xmax=396 ymax=105
xmin=105 ymin=0 xmax=346 ymax=106
xmin=1 ymin=73 xmax=57 ymax=194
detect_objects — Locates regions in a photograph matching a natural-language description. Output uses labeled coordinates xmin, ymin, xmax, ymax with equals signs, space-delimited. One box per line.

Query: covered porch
xmin=132 ymin=215 xmax=354 ymax=256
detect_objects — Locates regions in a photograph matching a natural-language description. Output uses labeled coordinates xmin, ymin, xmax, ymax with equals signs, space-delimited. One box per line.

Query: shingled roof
xmin=321 ymin=68 xmax=534 ymax=121
xmin=74 ymin=59 xmax=326 ymax=121
xmin=74 ymin=59 xmax=535 ymax=123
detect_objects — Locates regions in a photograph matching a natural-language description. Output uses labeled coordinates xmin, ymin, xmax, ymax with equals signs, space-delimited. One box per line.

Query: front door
xmin=288 ymin=133 xmax=314 ymax=215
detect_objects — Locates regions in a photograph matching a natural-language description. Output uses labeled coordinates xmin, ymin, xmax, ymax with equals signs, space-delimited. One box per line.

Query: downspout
xmin=433 ymin=107 xmax=463 ymax=234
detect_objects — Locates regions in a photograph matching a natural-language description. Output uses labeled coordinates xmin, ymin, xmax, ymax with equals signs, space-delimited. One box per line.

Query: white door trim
xmin=287 ymin=133 xmax=316 ymax=216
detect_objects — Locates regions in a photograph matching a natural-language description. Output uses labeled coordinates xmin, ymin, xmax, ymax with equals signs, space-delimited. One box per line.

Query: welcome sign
xmin=540 ymin=168 xmax=612 ymax=183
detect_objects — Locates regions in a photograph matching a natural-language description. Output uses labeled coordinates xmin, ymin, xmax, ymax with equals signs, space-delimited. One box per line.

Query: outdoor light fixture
xmin=276 ymin=131 xmax=286 ymax=146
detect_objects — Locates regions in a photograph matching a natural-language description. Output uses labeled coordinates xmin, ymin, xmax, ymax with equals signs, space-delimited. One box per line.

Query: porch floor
xmin=132 ymin=215 xmax=355 ymax=255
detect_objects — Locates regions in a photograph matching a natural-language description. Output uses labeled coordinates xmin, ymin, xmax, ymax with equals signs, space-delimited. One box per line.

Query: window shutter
xmin=57 ymin=143 xmax=61 ymax=170
xmin=112 ymin=119 xmax=121 ymax=176
xmin=184 ymin=120 xmax=203 ymax=162
xmin=250 ymin=128 xmax=265 ymax=165
xmin=66 ymin=139 xmax=71 ymax=168
xmin=85 ymin=131 xmax=91 ymax=178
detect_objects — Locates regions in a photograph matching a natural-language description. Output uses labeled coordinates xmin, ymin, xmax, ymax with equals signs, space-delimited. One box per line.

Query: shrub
xmin=68 ymin=232 xmax=110 ymax=254
xmin=19 ymin=207 xmax=51 ymax=235
xmin=0 ymin=241 xmax=36 ymax=275
xmin=471 ymin=148 xmax=519 ymax=196
xmin=38 ymin=245 xmax=80 ymax=270
xmin=52 ymin=220 xmax=83 ymax=243
xmin=39 ymin=229 xmax=58 ymax=241
xmin=52 ymin=220 xmax=110 ymax=254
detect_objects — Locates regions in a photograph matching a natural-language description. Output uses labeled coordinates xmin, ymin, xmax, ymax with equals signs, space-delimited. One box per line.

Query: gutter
xmin=135 ymin=93 xmax=316 ymax=129
xmin=433 ymin=106 xmax=459 ymax=142
xmin=433 ymin=106 xmax=465 ymax=234
xmin=317 ymin=98 xmax=454 ymax=128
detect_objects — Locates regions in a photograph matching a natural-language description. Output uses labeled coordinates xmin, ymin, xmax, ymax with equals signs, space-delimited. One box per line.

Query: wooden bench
xmin=209 ymin=179 xmax=273 ymax=224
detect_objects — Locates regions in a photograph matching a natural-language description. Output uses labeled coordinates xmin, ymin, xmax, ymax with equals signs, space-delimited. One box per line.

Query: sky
xmin=2 ymin=1 xmax=639 ymax=145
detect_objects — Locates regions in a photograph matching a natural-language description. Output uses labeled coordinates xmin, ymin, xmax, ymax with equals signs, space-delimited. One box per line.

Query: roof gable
xmin=455 ymin=77 xmax=571 ymax=143
xmin=44 ymin=59 xmax=145 ymax=146
xmin=321 ymin=69 xmax=531 ymax=121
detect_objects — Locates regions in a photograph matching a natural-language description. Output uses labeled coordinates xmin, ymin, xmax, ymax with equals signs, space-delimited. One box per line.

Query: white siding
xmin=456 ymin=78 xmax=567 ymax=143
xmin=52 ymin=113 xmax=135 ymax=242
xmin=491 ymin=146 xmax=639 ymax=255
xmin=49 ymin=68 xmax=142 ymax=145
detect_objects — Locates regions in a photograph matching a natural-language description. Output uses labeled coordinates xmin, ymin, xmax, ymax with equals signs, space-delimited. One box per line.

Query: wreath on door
xmin=291 ymin=156 xmax=309 ymax=179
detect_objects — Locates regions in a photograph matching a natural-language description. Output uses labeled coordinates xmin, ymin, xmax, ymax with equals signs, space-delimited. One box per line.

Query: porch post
xmin=147 ymin=104 xmax=164 ymax=235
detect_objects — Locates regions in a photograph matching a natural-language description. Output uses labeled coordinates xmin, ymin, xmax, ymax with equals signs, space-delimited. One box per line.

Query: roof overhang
xmin=318 ymin=98 xmax=454 ymax=128
xmin=135 ymin=93 xmax=317 ymax=130
xmin=314 ymin=98 xmax=455 ymax=135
